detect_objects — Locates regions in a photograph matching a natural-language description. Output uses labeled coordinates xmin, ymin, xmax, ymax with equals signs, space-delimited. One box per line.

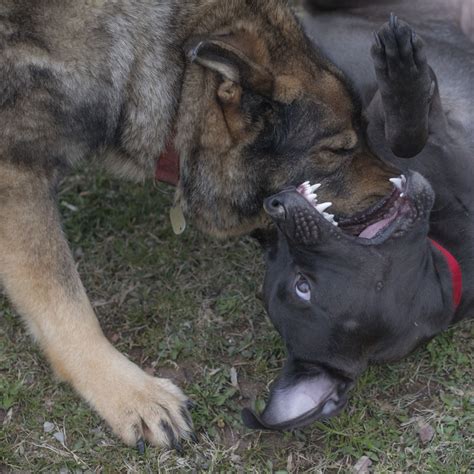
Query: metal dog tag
xmin=170 ymin=204 xmax=186 ymax=235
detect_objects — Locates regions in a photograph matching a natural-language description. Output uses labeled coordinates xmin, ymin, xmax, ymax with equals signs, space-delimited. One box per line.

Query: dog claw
xmin=186 ymin=399 xmax=196 ymax=411
xmin=173 ymin=440 xmax=184 ymax=456
xmin=373 ymin=31 xmax=382 ymax=48
xmin=188 ymin=41 xmax=204 ymax=61
xmin=137 ymin=438 xmax=146 ymax=455
xmin=390 ymin=12 xmax=398 ymax=29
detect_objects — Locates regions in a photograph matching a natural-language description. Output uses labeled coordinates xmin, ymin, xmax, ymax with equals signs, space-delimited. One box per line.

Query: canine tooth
xmin=323 ymin=213 xmax=338 ymax=226
xmin=401 ymin=174 xmax=407 ymax=184
xmin=390 ymin=177 xmax=403 ymax=191
xmin=297 ymin=182 xmax=309 ymax=193
xmin=308 ymin=183 xmax=322 ymax=193
xmin=316 ymin=202 xmax=332 ymax=213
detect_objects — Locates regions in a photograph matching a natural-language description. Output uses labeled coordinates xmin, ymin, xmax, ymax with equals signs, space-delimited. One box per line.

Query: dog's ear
xmin=186 ymin=32 xmax=275 ymax=98
xmin=242 ymin=360 xmax=348 ymax=431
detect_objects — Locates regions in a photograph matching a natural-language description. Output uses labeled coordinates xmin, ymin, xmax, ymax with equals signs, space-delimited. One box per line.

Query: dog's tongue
xmin=359 ymin=213 xmax=398 ymax=239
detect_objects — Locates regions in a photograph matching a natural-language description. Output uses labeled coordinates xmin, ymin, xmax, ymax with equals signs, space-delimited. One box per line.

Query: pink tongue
xmin=359 ymin=213 xmax=398 ymax=239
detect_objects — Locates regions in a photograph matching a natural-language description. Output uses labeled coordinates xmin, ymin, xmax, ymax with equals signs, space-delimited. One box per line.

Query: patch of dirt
xmin=156 ymin=360 xmax=201 ymax=386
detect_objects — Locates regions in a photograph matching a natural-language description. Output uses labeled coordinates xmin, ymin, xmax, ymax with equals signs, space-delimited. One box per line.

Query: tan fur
xmin=0 ymin=162 xmax=191 ymax=446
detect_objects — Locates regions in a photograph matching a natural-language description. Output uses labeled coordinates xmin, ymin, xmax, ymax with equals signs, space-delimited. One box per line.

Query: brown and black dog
xmin=0 ymin=0 xmax=401 ymax=449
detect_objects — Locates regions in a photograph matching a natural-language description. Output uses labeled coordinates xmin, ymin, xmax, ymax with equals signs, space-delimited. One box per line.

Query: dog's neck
xmin=426 ymin=192 xmax=472 ymax=320
xmin=424 ymin=145 xmax=473 ymax=318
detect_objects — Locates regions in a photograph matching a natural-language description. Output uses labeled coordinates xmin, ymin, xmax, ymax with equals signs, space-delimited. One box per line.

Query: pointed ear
xmin=185 ymin=33 xmax=275 ymax=97
xmin=242 ymin=361 xmax=350 ymax=431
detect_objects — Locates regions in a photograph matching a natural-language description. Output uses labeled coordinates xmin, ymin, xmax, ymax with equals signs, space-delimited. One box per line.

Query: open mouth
xmin=297 ymin=174 xmax=418 ymax=242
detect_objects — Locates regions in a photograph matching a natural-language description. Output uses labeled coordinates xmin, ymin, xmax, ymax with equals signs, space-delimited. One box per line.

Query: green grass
xmin=1 ymin=166 xmax=473 ymax=472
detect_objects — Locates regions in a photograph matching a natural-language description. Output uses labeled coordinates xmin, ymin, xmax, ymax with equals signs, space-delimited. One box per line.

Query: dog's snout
xmin=264 ymin=195 xmax=286 ymax=219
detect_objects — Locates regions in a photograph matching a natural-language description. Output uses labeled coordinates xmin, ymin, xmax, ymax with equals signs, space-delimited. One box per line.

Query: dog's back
xmin=0 ymin=0 xmax=182 ymax=176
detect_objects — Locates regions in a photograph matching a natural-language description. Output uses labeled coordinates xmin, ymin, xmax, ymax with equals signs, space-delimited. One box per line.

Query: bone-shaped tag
xmin=170 ymin=204 xmax=186 ymax=235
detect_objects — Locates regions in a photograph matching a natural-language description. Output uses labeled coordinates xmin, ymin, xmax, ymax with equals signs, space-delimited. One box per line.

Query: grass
xmin=1 ymin=165 xmax=473 ymax=472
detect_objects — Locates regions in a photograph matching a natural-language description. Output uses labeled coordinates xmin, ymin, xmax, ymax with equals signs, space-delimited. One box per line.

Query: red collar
xmin=155 ymin=140 xmax=180 ymax=186
xmin=430 ymin=239 xmax=463 ymax=310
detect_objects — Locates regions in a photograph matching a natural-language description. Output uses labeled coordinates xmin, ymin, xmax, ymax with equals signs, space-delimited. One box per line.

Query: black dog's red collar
xmin=155 ymin=140 xmax=180 ymax=186
xmin=430 ymin=239 xmax=463 ymax=310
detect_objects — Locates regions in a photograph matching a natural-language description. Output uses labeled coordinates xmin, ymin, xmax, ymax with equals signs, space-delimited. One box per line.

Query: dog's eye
xmin=295 ymin=275 xmax=311 ymax=301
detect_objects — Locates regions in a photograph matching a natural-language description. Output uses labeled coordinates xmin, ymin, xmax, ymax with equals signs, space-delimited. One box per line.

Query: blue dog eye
xmin=295 ymin=275 xmax=311 ymax=301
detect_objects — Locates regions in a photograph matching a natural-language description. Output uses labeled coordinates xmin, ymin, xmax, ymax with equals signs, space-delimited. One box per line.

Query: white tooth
xmin=307 ymin=193 xmax=317 ymax=202
xmin=297 ymin=183 xmax=310 ymax=196
xmin=401 ymin=174 xmax=407 ymax=184
xmin=323 ymin=213 xmax=338 ymax=226
xmin=309 ymin=183 xmax=322 ymax=193
xmin=390 ymin=177 xmax=403 ymax=191
xmin=400 ymin=193 xmax=405 ymax=198
xmin=316 ymin=202 xmax=332 ymax=213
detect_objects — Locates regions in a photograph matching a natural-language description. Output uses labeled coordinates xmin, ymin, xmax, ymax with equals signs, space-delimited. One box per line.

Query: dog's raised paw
xmin=370 ymin=14 xmax=435 ymax=157
xmin=371 ymin=13 xmax=430 ymax=87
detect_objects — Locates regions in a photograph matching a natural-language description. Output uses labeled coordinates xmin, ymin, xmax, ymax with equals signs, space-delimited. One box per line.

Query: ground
xmin=1 ymin=166 xmax=473 ymax=473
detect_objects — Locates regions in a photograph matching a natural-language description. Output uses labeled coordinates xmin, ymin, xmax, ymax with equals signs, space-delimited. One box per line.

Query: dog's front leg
xmin=369 ymin=14 xmax=442 ymax=158
xmin=0 ymin=164 xmax=193 ymax=450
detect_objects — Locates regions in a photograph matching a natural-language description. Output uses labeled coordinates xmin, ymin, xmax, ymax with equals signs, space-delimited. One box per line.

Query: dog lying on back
xmin=243 ymin=2 xmax=473 ymax=430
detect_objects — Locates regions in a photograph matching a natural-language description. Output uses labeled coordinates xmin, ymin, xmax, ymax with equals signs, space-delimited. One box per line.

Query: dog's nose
xmin=264 ymin=195 xmax=286 ymax=219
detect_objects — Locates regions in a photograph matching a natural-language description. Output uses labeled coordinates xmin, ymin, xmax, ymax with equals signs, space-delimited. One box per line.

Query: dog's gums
xmin=295 ymin=174 xmax=418 ymax=243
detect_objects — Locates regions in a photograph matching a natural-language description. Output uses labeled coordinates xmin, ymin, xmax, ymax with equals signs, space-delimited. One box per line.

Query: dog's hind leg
xmin=0 ymin=163 xmax=193 ymax=450
xmin=369 ymin=14 xmax=442 ymax=158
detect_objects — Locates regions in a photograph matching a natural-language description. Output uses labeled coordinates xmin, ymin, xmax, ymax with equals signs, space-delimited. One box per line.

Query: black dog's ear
xmin=185 ymin=32 xmax=275 ymax=98
xmin=242 ymin=361 xmax=349 ymax=431
xmin=250 ymin=227 xmax=278 ymax=250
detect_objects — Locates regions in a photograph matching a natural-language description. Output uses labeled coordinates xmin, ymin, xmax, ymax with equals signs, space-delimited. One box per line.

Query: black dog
xmin=243 ymin=4 xmax=473 ymax=430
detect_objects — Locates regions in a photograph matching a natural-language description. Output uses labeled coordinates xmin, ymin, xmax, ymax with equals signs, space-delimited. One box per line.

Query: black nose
xmin=264 ymin=195 xmax=286 ymax=219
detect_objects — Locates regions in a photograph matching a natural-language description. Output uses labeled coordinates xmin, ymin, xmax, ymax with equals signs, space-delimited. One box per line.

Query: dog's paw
xmin=371 ymin=14 xmax=433 ymax=94
xmin=370 ymin=14 xmax=435 ymax=157
xmin=89 ymin=365 xmax=194 ymax=451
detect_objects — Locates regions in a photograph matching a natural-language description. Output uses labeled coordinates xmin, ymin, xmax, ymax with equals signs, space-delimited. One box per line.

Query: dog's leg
xmin=370 ymin=14 xmax=438 ymax=158
xmin=0 ymin=163 xmax=193 ymax=449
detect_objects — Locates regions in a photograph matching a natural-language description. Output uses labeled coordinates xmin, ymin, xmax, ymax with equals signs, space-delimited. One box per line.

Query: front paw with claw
xmin=80 ymin=356 xmax=195 ymax=452
xmin=371 ymin=14 xmax=436 ymax=158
